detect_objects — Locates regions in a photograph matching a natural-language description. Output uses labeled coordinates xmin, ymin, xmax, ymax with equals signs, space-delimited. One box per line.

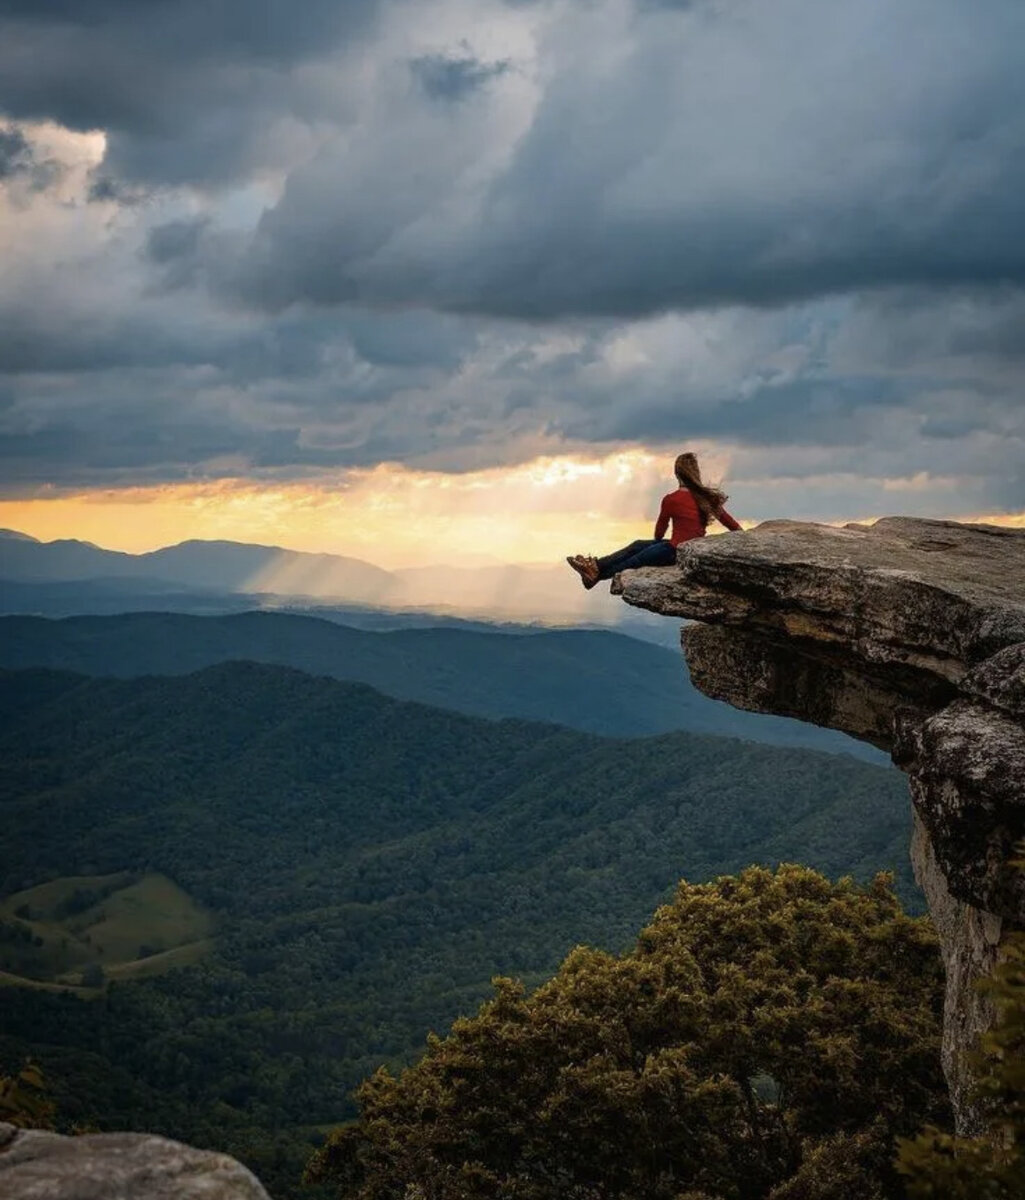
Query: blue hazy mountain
xmin=0 ymin=531 xmax=393 ymax=599
xmin=0 ymin=610 xmax=880 ymax=758
xmin=0 ymin=528 xmax=677 ymax=639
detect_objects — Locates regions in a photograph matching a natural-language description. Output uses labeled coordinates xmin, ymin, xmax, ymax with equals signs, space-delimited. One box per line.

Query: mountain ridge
xmin=0 ymin=527 xmax=652 ymax=626
xmin=0 ymin=610 xmax=880 ymax=756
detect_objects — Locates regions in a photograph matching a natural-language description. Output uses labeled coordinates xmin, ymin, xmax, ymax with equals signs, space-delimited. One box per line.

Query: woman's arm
xmin=654 ymin=495 xmax=671 ymax=540
xmin=716 ymin=508 xmax=742 ymax=531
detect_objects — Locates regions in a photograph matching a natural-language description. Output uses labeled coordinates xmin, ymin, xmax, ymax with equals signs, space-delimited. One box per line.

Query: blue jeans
xmin=595 ymin=538 xmax=676 ymax=580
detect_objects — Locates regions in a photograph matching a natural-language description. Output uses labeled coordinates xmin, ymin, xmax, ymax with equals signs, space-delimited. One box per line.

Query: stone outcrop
xmin=0 ymin=1122 xmax=270 ymax=1200
xmin=613 ymin=516 xmax=1025 ymax=1132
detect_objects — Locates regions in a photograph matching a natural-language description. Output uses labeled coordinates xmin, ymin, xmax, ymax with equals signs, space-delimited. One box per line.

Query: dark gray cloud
xmin=0 ymin=126 xmax=30 ymax=177
xmin=0 ymin=280 xmax=475 ymax=380
xmin=1 ymin=0 xmax=1024 ymax=522
xmin=411 ymin=54 xmax=511 ymax=102
xmin=0 ymin=0 xmax=371 ymax=56
xmin=0 ymin=123 xmax=60 ymax=190
xmin=233 ymin=0 xmax=1025 ymax=318
xmin=144 ymin=217 xmax=212 ymax=289
xmin=0 ymin=252 xmax=486 ymax=488
xmin=0 ymin=0 xmax=381 ymax=186
xmin=0 ymin=405 xmax=358 ymax=491
xmin=3 ymin=280 xmax=1025 ymax=510
xmin=146 ymin=219 xmax=208 ymax=266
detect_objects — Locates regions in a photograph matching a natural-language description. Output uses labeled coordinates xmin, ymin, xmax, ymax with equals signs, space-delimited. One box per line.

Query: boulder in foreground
xmin=0 ymin=1122 xmax=270 ymax=1200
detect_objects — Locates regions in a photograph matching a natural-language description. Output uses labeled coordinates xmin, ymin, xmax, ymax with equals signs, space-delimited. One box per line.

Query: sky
xmin=1 ymin=0 xmax=1023 ymax=565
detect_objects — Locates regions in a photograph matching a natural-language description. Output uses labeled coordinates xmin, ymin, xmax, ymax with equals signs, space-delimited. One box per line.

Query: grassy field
xmin=0 ymin=968 xmax=98 ymax=996
xmin=0 ymin=872 xmax=213 ymax=990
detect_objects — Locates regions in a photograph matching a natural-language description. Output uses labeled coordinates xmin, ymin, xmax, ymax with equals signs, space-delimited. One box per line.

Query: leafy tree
xmin=897 ymin=932 xmax=1025 ymax=1198
xmin=309 ymin=866 xmax=948 ymax=1200
xmin=0 ymin=1060 xmax=55 ymax=1130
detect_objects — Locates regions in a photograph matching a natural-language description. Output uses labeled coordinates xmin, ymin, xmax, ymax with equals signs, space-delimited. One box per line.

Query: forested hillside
xmin=0 ymin=611 xmax=876 ymax=755
xmin=0 ymin=663 xmax=912 ymax=1195
xmin=314 ymin=867 xmax=948 ymax=1200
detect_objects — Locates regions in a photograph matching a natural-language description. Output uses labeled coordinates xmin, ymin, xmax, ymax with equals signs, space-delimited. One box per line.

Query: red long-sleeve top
xmin=654 ymin=488 xmax=741 ymax=546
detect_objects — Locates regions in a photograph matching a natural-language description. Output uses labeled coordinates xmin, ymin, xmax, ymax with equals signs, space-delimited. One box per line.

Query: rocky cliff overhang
xmin=614 ymin=516 xmax=1025 ymax=1129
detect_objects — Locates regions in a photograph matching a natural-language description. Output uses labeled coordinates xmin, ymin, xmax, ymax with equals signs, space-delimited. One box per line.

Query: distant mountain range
xmin=0 ymin=528 xmax=632 ymax=628
xmin=0 ymin=528 xmax=391 ymax=597
xmin=0 ymin=610 xmax=880 ymax=757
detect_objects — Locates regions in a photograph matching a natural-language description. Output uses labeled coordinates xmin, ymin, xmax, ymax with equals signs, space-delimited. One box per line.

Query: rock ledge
xmin=615 ymin=516 xmax=1025 ymax=1131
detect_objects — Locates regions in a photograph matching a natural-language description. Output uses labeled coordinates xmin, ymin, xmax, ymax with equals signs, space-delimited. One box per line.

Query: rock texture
xmin=0 ymin=1122 xmax=270 ymax=1200
xmin=614 ymin=516 xmax=1025 ymax=1132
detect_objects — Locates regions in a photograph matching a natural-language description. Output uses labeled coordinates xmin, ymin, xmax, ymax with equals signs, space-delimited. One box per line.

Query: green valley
xmin=0 ymin=661 xmax=913 ymax=1196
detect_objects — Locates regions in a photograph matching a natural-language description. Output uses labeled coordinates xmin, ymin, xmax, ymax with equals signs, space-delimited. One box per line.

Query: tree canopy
xmin=310 ymin=865 xmax=948 ymax=1200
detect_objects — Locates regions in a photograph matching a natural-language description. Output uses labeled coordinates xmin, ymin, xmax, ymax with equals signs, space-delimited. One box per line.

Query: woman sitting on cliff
xmin=567 ymin=452 xmax=741 ymax=589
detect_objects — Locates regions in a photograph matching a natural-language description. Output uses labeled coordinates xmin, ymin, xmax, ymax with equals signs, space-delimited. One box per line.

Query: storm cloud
xmin=0 ymin=0 xmax=381 ymax=186
xmin=0 ymin=0 xmax=1023 ymax=521
xmin=229 ymin=0 xmax=1025 ymax=318
xmin=0 ymin=127 xmax=31 ymax=178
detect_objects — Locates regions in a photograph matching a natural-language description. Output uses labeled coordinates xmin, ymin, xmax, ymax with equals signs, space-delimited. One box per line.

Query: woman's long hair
xmin=674 ymin=452 xmax=728 ymax=526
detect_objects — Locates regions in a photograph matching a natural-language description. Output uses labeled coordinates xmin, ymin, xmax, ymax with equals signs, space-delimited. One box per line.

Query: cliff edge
xmin=614 ymin=516 xmax=1025 ymax=1132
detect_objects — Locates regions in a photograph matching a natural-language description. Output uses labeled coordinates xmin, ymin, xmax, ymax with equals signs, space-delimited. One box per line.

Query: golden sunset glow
xmin=5 ymin=451 xmax=1020 ymax=579
xmin=0 ymin=451 xmax=690 ymax=570
xmin=969 ymin=512 xmax=1025 ymax=529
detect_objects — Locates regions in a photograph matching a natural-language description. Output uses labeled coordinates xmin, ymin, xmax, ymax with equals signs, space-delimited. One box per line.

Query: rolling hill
xmin=0 ymin=611 xmax=878 ymax=756
xmin=0 ymin=872 xmax=213 ymax=990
